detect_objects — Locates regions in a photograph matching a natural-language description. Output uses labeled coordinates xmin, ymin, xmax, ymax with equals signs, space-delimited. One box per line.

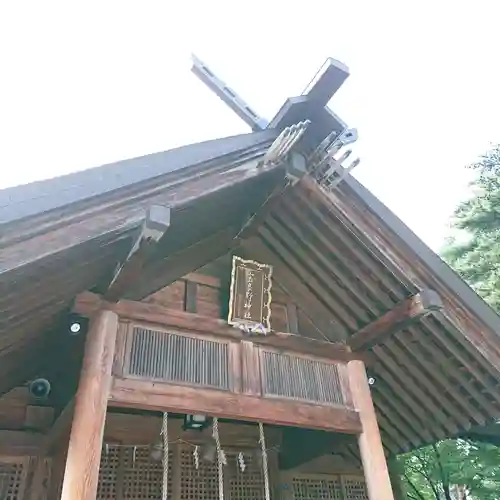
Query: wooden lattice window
xmin=126 ymin=327 xmax=230 ymax=390
xmin=291 ymin=476 xmax=342 ymax=499
xmin=96 ymin=445 xmax=172 ymax=500
xmin=97 ymin=443 xmax=273 ymax=499
xmin=122 ymin=446 xmax=172 ymax=499
xmin=179 ymin=446 xmax=219 ymax=499
xmin=342 ymin=477 xmax=368 ymax=500
xmin=261 ymin=350 xmax=344 ymax=405
xmin=0 ymin=458 xmax=28 ymax=500
xmin=97 ymin=445 xmax=121 ymax=499
xmin=227 ymin=451 xmax=265 ymax=500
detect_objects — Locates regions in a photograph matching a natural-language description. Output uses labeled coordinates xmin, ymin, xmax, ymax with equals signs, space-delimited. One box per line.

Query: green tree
xmin=442 ymin=143 xmax=500 ymax=311
xmin=399 ymin=144 xmax=500 ymax=500
xmin=399 ymin=439 xmax=500 ymax=500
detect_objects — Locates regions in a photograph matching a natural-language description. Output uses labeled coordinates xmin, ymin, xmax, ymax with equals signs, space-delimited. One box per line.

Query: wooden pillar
xmin=60 ymin=309 xmax=118 ymax=500
xmin=347 ymin=360 xmax=395 ymax=500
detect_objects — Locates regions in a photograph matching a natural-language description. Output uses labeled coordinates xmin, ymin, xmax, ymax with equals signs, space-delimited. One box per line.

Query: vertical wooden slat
xmin=347 ymin=360 xmax=394 ymax=500
xmin=60 ymin=309 xmax=118 ymax=500
xmin=28 ymin=457 xmax=50 ymax=500
xmin=184 ymin=281 xmax=198 ymax=314
xmin=115 ymin=446 xmax=126 ymax=500
xmin=286 ymin=303 xmax=299 ymax=334
xmin=228 ymin=342 xmax=242 ymax=393
xmin=172 ymin=443 xmax=182 ymax=500
xmin=268 ymin=450 xmax=280 ymax=500
xmin=223 ymin=461 xmax=231 ymax=499
xmin=339 ymin=475 xmax=348 ymax=500
xmin=121 ymin=322 xmax=134 ymax=377
xmin=241 ymin=341 xmax=261 ymax=396
xmin=278 ymin=471 xmax=294 ymax=500
xmin=338 ymin=365 xmax=353 ymax=409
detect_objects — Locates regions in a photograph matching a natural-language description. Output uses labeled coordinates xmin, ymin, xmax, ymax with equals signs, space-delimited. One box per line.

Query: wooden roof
xmin=1 ymin=127 xmax=500 ymax=455
xmin=0 ymin=130 xmax=279 ymax=394
xmin=248 ymin=177 xmax=500 ymax=452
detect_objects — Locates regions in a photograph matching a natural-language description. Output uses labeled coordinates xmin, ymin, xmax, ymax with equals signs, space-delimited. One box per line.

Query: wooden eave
xmin=0 ymin=131 xmax=281 ymax=395
xmin=243 ymin=175 xmax=500 ymax=453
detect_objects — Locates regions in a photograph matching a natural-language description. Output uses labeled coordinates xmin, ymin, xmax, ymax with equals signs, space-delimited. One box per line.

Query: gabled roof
xmin=0 ymin=130 xmax=281 ymax=395
xmin=0 ymin=130 xmax=277 ymax=226
xmin=1 ymin=126 xmax=500 ymax=456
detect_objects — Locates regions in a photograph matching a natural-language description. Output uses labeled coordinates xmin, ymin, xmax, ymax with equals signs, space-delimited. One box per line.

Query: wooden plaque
xmin=228 ymin=256 xmax=273 ymax=332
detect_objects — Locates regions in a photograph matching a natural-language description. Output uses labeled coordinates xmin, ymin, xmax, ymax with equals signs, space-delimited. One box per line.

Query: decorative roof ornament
xmin=259 ymin=120 xmax=311 ymax=169
xmin=190 ymin=54 xmax=359 ymax=189
xmin=308 ymin=128 xmax=361 ymax=192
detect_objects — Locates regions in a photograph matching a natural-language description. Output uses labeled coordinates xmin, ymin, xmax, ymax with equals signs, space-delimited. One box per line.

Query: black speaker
xmin=29 ymin=378 xmax=51 ymax=399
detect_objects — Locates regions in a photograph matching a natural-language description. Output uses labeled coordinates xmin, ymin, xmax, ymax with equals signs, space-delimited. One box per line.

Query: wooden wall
xmin=143 ymin=265 xmax=325 ymax=340
xmin=0 ymin=387 xmax=54 ymax=433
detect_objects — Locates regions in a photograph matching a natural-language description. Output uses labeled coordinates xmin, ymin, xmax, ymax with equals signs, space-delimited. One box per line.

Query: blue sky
xmin=1 ymin=2 xmax=499 ymax=251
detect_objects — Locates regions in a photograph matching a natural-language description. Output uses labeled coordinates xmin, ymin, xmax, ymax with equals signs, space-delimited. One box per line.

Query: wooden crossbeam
xmin=110 ymin=377 xmax=362 ymax=434
xmin=0 ymin=430 xmax=43 ymax=456
xmin=349 ymin=290 xmax=443 ymax=351
xmin=125 ymin=226 xmax=240 ymax=301
xmin=104 ymin=206 xmax=171 ymax=302
xmin=235 ymin=179 xmax=290 ymax=240
xmin=73 ymin=291 xmax=365 ymax=363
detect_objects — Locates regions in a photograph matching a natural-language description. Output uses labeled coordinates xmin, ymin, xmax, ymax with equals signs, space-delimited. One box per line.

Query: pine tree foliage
xmin=442 ymin=144 xmax=500 ymax=311
xmin=399 ymin=144 xmax=500 ymax=499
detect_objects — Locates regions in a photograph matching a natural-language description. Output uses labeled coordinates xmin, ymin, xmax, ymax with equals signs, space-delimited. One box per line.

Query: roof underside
xmin=247 ymin=179 xmax=500 ymax=453
xmin=2 ymin=130 xmax=500 ymax=455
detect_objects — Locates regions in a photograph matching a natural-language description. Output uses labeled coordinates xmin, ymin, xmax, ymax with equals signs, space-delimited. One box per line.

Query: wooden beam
xmin=349 ymin=290 xmax=443 ymax=351
xmin=0 ymin=430 xmax=43 ymax=456
xmin=73 ymin=291 xmax=363 ymax=363
xmin=125 ymin=226 xmax=241 ymax=301
xmin=110 ymin=377 xmax=362 ymax=434
xmin=44 ymin=399 xmax=75 ymax=455
xmin=235 ymin=179 xmax=290 ymax=240
xmin=105 ymin=206 xmax=171 ymax=302
xmin=286 ymin=303 xmax=299 ymax=334
xmin=347 ymin=360 xmax=395 ymax=500
xmin=60 ymin=309 xmax=118 ymax=500
xmin=2 ymin=153 xmax=277 ymax=272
